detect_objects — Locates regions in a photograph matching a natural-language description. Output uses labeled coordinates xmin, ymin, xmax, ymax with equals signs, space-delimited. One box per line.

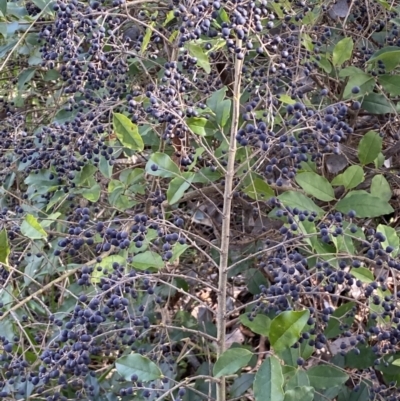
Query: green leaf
xmin=0 ymin=229 xmax=10 ymax=267
xmin=74 ymin=164 xmax=97 ymax=185
xmin=336 ymin=190 xmax=393 ymax=218
xmin=361 ymin=93 xmax=394 ymax=114
xmin=81 ymin=183 xmax=101 ymax=202
xmin=286 ymin=370 xmax=310 ymax=389
xmin=207 ymin=86 xmax=227 ymax=112
xmin=140 ymin=22 xmax=154 ymax=54
xmin=371 ymin=174 xmax=392 ymax=202
xmin=113 ymin=113 xmax=144 ymax=151
xmin=324 ymin=302 xmax=356 ymax=339
xmin=230 ymin=374 xmax=254 ymax=398
xmin=358 ymin=131 xmax=382 ymax=165
xmin=295 ymin=172 xmax=334 ymax=201
xmin=186 ymin=117 xmax=208 ymax=136
xmin=185 ymin=43 xmax=211 ymax=73
xmin=379 ymin=74 xmax=400 ymax=96
xmin=339 ymin=66 xmax=364 ymax=78
xmin=342 ymin=74 xmax=375 ymax=100
xmin=269 ymin=310 xmax=310 ymax=352
xmin=167 ymin=174 xmax=194 ymax=205
xmin=278 ymin=191 xmax=324 ymax=217
xmin=216 ymin=99 xmax=231 ymax=127
xmin=99 ymin=155 xmax=113 ymax=179
xmin=116 ymin=354 xmax=162 ymax=382
xmin=331 ymin=165 xmax=364 ymax=190
xmin=307 ymin=365 xmax=349 ymax=389
xmin=332 ymin=37 xmax=353 ymax=67
xmin=131 ymin=251 xmax=164 ymax=271
xmin=239 ymin=314 xmax=271 ymax=336
xmin=31 ymin=0 xmax=54 ymax=14
xmin=145 ymin=152 xmax=181 ymax=178
xmin=377 ymin=224 xmax=399 ymax=256
xmin=254 ymin=356 xmax=284 ymax=401
xmin=0 ymin=0 xmax=7 ymax=16
xmin=17 ymin=68 xmax=36 ymax=90
xmin=21 ymin=214 xmax=47 ymax=240
xmin=345 ymin=345 xmax=375 ymax=369
xmin=350 ymin=267 xmax=374 ymax=284
xmin=170 ymin=242 xmax=189 ymax=263
xmin=213 ymin=348 xmax=253 ymax=377
xmin=283 ymin=386 xmax=314 ymax=401
xmin=339 ymin=382 xmax=369 ymax=401
xmin=243 ymin=177 xmax=274 ymax=201
xmin=91 ymin=255 xmax=126 ymax=283
xmin=367 ymin=46 xmax=400 ymax=72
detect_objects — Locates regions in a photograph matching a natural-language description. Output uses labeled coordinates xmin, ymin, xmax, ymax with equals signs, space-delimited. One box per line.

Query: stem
xmin=216 ymin=43 xmax=243 ymax=401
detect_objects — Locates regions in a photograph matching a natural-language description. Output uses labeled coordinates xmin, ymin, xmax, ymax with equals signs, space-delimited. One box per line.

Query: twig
xmin=216 ymin=41 xmax=244 ymax=401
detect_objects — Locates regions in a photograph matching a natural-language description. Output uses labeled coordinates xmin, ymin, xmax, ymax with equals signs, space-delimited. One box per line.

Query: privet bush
xmin=2 ymin=0 xmax=400 ymax=400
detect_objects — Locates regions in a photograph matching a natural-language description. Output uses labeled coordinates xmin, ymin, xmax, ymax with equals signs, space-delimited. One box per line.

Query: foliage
xmin=1 ymin=0 xmax=400 ymax=400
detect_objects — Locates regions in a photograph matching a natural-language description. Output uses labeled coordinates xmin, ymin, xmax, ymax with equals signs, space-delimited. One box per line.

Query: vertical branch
xmin=216 ymin=41 xmax=243 ymax=401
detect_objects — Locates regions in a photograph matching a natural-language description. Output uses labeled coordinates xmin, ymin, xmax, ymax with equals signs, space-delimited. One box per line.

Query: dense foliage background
xmin=3 ymin=0 xmax=400 ymax=399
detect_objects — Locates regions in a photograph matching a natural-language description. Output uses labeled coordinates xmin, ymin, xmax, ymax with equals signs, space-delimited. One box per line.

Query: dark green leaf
xmin=21 ymin=214 xmax=47 ymax=240
xmin=115 ymin=354 xmax=162 ymax=382
xmin=0 ymin=0 xmax=6 ymax=16
xmin=278 ymin=191 xmax=324 ymax=217
xmin=230 ymin=374 xmax=254 ymax=398
xmin=167 ymin=174 xmax=194 ymax=205
xmin=324 ymin=302 xmax=356 ymax=339
xmin=336 ymin=190 xmax=393 ymax=218
xmin=0 ymin=229 xmax=10 ymax=267
xmin=207 ymin=86 xmax=227 ymax=112
xmin=358 ymin=131 xmax=382 ymax=165
xmin=379 ymin=74 xmax=400 ymax=96
xmin=340 ymin=382 xmax=369 ymax=401
xmin=367 ymin=46 xmax=400 ymax=71
xmin=331 ymin=165 xmax=364 ymax=190
xmin=342 ymin=74 xmax=374 ymax=100
xmin=307 ymin=365 xmax=349 ymax=389
xmin=370 ymin=174 xmax=391 ymax=201
xmin=185 ymin=43 xmax=211 ymax=73
xmin=295 ymin=172 xmax=334 ymax=201
xmin=283 ymin=386 xmax=314 ymax=401
xmin=332 ymin=37 xmax=353 ymax=67
xmin=99 ymin=156 xmax=113 ymax=179
xmin=145 ymin=152 xmax=181 ymax=178
xmin=361 ymin=93 xmax=394 ymax=114
xmin=243 ymin=177 xmax=274 ymax=201
xmin=113 ymin=113 xmax=144 ymax=151
xmin=286 ymin=370 xmax=310 ymax=389
xmin=17 ymin=68 xmax=35 ymax=90
xmin=269 ymin=310 xmax=310 ymax=352
xmin=216 ymin=99 xmax=231 ymax=127
xmin=131 ymin=251 xmax=164 ymax=271
xmin=31 ymin=0 xmax=54 ymax=13
xmin=277 ymin=348 xmax=301 ymax=367
xmin=254 ymin=356 xmax=284 ymax=401
xmin=244 ymin=268 xmax=269 ymax=295
xmin=239 ymin=314 xmax=271 ymax=336
xmin=313 ymin=386 xmax=343 ymax=401
xmin=213 ymin=348 xmax=253 ymax=377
